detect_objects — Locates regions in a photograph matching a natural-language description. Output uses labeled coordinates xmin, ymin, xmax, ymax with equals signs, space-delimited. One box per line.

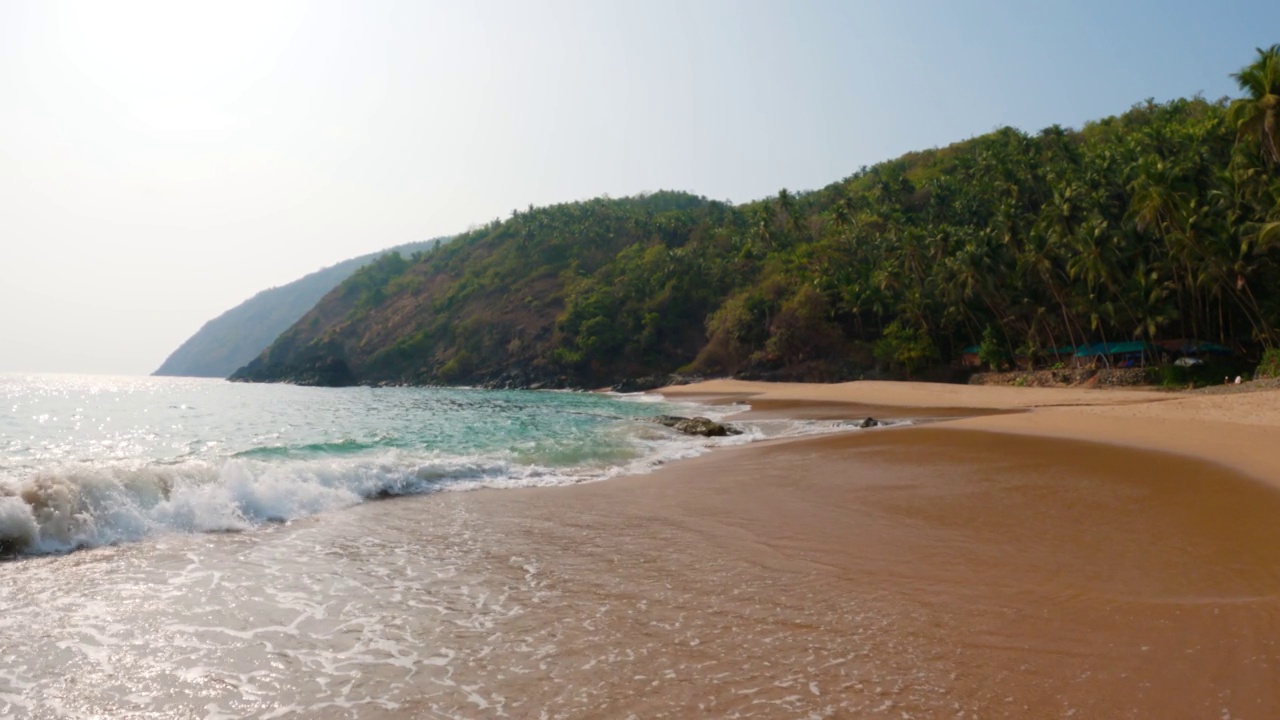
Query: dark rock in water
xmin=650 ymin=415 xmax=742 ymax=437
xmin=682 ymin=417 xmax=742 ymax=437
xmin=857 ymin=417 xmax=882 ymax=429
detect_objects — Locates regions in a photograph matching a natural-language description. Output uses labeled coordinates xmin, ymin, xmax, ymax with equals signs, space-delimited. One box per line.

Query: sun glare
xmin=53 ymin=0 xmax=304 ymax=141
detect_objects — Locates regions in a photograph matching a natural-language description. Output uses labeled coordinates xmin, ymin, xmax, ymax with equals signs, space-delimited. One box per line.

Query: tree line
xmin=234 ymin=45 xmax=1280 ymax=387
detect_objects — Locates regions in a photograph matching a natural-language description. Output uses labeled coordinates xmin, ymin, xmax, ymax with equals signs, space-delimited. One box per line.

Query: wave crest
xmin=0 ymin=443 xmax=695 ymax=556
xmin=0 ymin=410 xmax=873 ymax=557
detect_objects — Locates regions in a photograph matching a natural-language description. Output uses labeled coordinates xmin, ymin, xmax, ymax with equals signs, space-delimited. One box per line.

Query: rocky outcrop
xmin=650 ymin=415 xmax=742 ymax=437
xmin=233 ymin=355 xmax=358 ymax=387
xmin=612 ymin=375 xmax=669 ymax=393
xmin=612 ymin=374 xmax=704 ymax=393
xmin=476 ymin=369 xmax=573 ymax=391
xmin=291 ymin=358 xmax=359 ymax=387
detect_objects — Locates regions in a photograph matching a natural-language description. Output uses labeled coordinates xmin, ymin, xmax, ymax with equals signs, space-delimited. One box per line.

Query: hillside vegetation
xmin=155 ymin=238 xmax=445 ymax=378
xmin=232 ymin=46 xmax=1280 ymax=389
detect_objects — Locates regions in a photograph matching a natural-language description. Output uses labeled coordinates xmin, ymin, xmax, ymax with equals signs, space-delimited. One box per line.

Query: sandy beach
xmin=661 ymin=378 xmax=1280 ymax=487
xmin=7 ymin=378 xmax=1279 ymax=718
xmin=438 ymin=379 xmax=1280 ymax=717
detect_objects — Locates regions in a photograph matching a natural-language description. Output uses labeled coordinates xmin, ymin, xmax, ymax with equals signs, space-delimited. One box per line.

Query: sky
xmin=1 ymin=0 xmax=1277 ymax=375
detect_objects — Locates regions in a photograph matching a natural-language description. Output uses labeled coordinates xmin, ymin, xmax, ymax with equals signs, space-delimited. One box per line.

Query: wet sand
xmin=444 ymin=425 xmax=1280 ymax=718
xmin=435 ymin=380 xmax=1280 ymax=717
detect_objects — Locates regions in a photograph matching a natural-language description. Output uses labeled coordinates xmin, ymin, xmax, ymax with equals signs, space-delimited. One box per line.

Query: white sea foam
xmin=0 ymin=382 xmax=910 ymax=557
xmin=0 ymin=441 xmax=679 ymax=554
xmin=611 ymin=391 xmax=670 ymax=403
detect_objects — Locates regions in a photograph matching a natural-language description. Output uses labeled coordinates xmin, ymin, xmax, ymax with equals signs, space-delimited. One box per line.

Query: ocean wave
xmin=0 ymin=434 xmax=703 ymax=557
xmin=0 ymin=454 xmax=501 ymax=556
xmin=0 ymin=405 xmax=893 ymax=558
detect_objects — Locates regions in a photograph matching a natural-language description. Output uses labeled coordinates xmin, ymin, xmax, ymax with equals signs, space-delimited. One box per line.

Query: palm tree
xmin=1230 ymin=44 xmax=1280 ymax=168
xmin=1121 ymin=259 xmax=1177 ymax=343
xmin=1066 ymin=219 xmax=1124 ymax=364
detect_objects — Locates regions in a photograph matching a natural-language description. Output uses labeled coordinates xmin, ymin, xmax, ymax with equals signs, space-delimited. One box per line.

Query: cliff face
xmin=153 ymin=238 xmax=446 ymax=378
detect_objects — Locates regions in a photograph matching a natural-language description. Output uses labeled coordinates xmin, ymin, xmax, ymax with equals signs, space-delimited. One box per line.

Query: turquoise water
xmin=0 ymin=375 xmax=895 ymax=718
xmin=1 ymin=374 xmax=761 ymax=555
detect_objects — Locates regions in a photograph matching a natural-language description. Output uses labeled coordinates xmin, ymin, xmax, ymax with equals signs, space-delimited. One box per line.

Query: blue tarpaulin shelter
xmin=1189 ymin=342 xmax=1233 ymax=355
xmin=1074 ymin=341 xmax=1161 ymax=366
xmin=1074 ymin=341 xmax=1159 ymax=357
xmin=1157 ymin=339 xmax=1236 ymax=356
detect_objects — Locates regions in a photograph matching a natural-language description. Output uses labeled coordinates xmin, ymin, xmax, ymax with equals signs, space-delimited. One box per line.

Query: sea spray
xmin=0 ymin=375 xmax=867 ymax=556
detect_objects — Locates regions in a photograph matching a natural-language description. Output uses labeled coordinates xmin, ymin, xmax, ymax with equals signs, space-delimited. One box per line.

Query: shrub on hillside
xmin=1256 ymin=348 xmax=1280 ymax=379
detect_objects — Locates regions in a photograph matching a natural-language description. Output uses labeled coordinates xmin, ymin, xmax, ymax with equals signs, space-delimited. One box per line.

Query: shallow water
xmin=1 ymin=474 xmax=942 ymax=719
xmin=0 ymin=500 xmax=517 ymax=718
xmin=11 ymin=427 xmax=1278 ymax=719
xmin=0 ymin=373 xmax=883 ymax=717
xmin=2 ymin=374 xmax=860 ymax=556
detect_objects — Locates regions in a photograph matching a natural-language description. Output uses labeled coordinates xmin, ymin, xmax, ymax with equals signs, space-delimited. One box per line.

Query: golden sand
xmin=438 ymin=379 xmax=1280 ymax=717
xmin=662 ymin=378 xmax=1280 ymax=487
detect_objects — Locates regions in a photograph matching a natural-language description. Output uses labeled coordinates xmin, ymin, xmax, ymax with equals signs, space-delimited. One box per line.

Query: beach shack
xmin=1154 ymin=339 xmax=1235 ymax=363
xmin=1074 ymin=341 xmax=1162 ymax=367
xmin=1041 ymin=345 xmax=1085 ymax=367
xmin=1185 ymin=341 xmax=1233 ymax=358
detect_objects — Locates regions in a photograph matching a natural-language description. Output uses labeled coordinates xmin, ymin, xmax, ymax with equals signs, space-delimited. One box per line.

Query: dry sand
xmin=441 ymin=378 xmax=1280 ymax=716
xmin=661 ymin=378 xmax=1280 ymax=487
xmin=657 ymin=377 xmax=1172 ymax=409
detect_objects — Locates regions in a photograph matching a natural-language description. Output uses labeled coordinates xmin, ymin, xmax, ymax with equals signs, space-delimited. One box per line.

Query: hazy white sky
xmin=2 ymin=0 xmax=1277 ymax=375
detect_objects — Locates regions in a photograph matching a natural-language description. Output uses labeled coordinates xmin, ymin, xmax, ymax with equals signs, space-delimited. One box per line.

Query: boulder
xmin=650 ymin=415 xmax=742 ymax=437
xmin=857 ymin=417 xmax=882 ymax=429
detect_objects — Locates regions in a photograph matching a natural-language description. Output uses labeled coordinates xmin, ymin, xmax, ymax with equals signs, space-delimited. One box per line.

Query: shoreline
xmin=10 ymin=379 xmax=1279 ymax=716
xmin=450 ymin=379 xmax=1280 ymax=716
xmin=659 ymin=378 xmax=1280 ymax=489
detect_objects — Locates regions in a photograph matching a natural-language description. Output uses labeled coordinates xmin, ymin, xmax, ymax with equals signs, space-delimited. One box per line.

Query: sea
xmin=0 ymin=373 xmax=854 ymax=718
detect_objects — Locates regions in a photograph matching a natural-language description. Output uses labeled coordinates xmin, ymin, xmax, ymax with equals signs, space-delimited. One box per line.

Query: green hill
xmin=232 ymin=47 xmax=1280 ymax=389
xmin=154 ymin=238 xmax=447 ymax=378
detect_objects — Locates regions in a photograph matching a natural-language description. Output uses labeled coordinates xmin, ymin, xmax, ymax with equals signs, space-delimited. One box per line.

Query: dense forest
xmin=233 ymin=46 xmax=1280 ymax=389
